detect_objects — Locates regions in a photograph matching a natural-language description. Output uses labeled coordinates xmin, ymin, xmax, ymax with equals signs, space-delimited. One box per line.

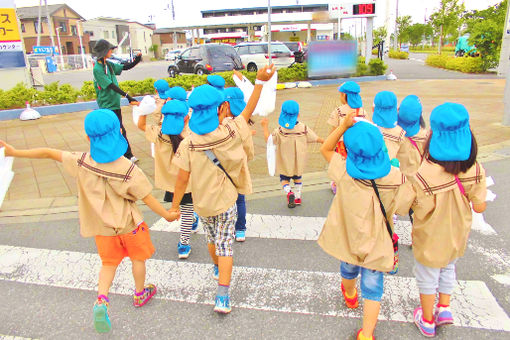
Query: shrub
xmin=388 ymin=50 xmax=409 ymax=59
xmin=425 ymin=54 xmax=450 ymax=68
xmin=36 ymin=82 xmax=80 ymax=105
xmin=80 ymin=81 xmax=96 ymax=101
xmin=368 ymin=58 xmax=387 ymax=75
xmin=278 ymin=62 xmax=308 ymax=82
xmin=0 ymin=83 xmax=38 ymax=110
xmin=426 ymin=55 xmax=485 ymax=73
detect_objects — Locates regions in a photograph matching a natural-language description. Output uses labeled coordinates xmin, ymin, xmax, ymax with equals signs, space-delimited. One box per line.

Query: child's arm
xmin=0 ymin=140 xmax=62 ymax=162
xmin=320 ymin=111 xmax=356 ymax=163
xmin=317 ymin=137 xmax=325 ymax=144
xmin=142 ymin=193 xmax=179 ymax=221
xmin=472 ymin=202 xmax=487 ymax=213
xmin=241 ymin=64 xmax=276 ymax=123
xmin=170 ymin=168 xmax=191 ymax=214
xmin=260 ymin=118 xmax=270 ymax=142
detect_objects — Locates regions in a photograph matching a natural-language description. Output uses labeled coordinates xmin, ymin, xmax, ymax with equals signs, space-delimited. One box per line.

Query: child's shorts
xmin=279 ymin=174 xmax=302 ymax=182
xmin=199 ymin=204 xmax=237 ymax=257
xmin=95 ymin=222 xmax=155 ymax=266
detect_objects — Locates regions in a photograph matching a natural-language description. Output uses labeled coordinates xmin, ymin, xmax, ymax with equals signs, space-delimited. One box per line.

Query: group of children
xmin=0 ymin=66 xmax=488 ymax=338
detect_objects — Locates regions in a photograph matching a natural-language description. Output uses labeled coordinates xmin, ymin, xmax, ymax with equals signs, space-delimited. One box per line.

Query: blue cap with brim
xmin=373 ymin=91 xmax=398 ymax=128
xmin=207 ymin=75 xmax=225 ymax=92
xmin=161 ymin=100 xmax=189 ymax=135
xmin=339 ymin=81 xmax=362 ymax=109
xmin=84 ymin=109 xmax=128 ymax=163
xmin=429 ymin=103 xmax=472 ymax=161
xmin=188 ymin=84 xmax=222 ymax=135
xmin=166 ymin=86 xmax=189 ymax=111
xmin=398 ymin=95 xmax=423 ymax=137
xmin=344 ymin=121 xmax=391 ymax=180
xmin=278 ymin=100 xmax=299 ymax=129
xmin=154 ymin=79 xmax=170 ymax=99
xmin=224 ymin=87 xmax=246 ymax=117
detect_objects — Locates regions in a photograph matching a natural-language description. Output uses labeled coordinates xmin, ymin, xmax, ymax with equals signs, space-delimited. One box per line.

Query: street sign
xmin=0 ymin=0 xmax=25 ymax=68
xmin=33 ymin=46 xmax=57 ymax=54
xmin=329 ymin=1 xmax=377 ymax=19
xmin=0 ymin=7 xmax=21 ymax=43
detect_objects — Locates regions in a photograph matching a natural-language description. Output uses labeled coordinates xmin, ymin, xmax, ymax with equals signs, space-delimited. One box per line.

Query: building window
xmin=104 ymin=31 xmax=109 ymax=39
xmin=33 ymin=20 xmax=43 ymax=33
xmin=59 ymin=22 xmax=67 ymax=32
xmin=112 ymin=31 xmax=115 ymax=39
xmin=21 ymin=23 xmax=25 ymax=33
xmin=71 ymin=25 xmax=77 ymax=36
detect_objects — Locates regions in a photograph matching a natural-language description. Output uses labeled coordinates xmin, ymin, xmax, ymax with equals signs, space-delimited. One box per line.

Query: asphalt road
xmin=0 ymin=157 xmax=509 ymax=339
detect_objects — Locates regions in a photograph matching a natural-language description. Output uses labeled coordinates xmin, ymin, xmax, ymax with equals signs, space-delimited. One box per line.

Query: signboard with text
xmin=0 ymin=0 xmax=25 ymax=68
xmin=329 ymin=1 xmax=377 ymax=19
xmin=33 ymin=46 xmax=58 ymax=54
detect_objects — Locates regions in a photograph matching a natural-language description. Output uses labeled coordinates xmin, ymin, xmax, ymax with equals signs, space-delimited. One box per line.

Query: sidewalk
xmin=1 ymin=78 xmax=509 ymax=214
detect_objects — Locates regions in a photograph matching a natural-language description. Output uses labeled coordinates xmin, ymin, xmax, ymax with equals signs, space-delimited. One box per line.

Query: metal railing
xmin=27 ymin=54 xmax=94 ymax=73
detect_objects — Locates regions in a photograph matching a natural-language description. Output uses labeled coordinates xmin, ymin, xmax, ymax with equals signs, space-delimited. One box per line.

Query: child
xmin=396 ymin=95 xmax=429 ymax=177
xmin=372 ymin=91 xmax=406 ymax=160
xmin=327 ymin=81 xmax=366 ymax=193
xmin=207 ymin=74 xmax=226 ymax=95
xmin=0 ymin=109 xmax=178 ymax=333
xmin=170 ymin=64 xmax=276 ymax=314
xmin=406 ymin=103 xmax=487 ymax=337
xmin=223 ymin=87 xmax=255 ymax=242
xmin=137 ymin=99 xmax=195 ymax=259
xmin=261 ymin=100 xmax=324 ymax=208
xmin=317 ymin=112 xmax=413 ymax=340
xmin=152 ymin=79 xmax=172 ymax=123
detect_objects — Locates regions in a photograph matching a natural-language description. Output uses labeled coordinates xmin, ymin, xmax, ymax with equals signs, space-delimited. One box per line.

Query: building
xmin=152 ymin=28 xmax=187 ymax=55
xmin=17 ymin=4 xmax=90 ymax=55
xmin=83 ymin=17 xmax=155 ymax=58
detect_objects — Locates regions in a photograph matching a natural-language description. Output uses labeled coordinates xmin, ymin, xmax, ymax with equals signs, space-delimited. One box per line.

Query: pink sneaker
xmin=133 ymin=284 xmax=157 ymax=307
xmin=435 ymin=305 xmax=454 ymax=326
xmin=413 ymin=307 xmax=436 ymax=337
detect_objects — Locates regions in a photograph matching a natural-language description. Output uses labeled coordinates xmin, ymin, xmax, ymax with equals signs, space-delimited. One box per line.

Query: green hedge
xmin=0 ymin=60 xmax=387 ymax=110
xmin=425 ymin=54 xmax=485 ymax=73
xmin=388 ymin=50 xmax=409 ymax=59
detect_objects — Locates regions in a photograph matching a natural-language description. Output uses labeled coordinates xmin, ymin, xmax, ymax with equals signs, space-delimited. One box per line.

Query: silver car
xmin=234 ymin=42 xmax=295 ymax=72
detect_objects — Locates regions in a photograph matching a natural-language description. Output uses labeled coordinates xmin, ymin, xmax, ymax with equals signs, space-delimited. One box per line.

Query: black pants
xmin=112 ymin=109 xmax=133 ymax=159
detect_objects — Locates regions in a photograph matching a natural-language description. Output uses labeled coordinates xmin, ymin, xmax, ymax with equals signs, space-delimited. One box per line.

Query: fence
xmin=27 ymin=54 xmax=94 ymax=73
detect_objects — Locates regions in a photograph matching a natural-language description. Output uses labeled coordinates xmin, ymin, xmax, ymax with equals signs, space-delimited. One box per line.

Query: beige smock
xmin=396 ymin=128 xmax=429 ymax=177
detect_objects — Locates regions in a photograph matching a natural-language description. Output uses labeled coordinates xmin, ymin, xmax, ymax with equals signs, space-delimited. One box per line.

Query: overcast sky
xmin=13 ymin=0 xmax=501 ymax=33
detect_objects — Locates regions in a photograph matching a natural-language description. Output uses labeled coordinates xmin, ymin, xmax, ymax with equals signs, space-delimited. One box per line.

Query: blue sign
xmin=0 ymin=51 xmax=26 ymax=68
xmin=33 ymin=46 xmax=57 ymax=55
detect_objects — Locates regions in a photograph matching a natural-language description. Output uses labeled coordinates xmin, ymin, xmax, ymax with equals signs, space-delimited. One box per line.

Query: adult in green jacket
xmin=92 ymin=39 xmax=141 ymax=162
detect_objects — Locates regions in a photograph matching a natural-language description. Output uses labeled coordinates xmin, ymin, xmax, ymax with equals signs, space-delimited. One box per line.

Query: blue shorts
xmin=340 ymin=262 xmax=384 ymax=302
xmin=279 ymin=175 xmax=302 ymax=182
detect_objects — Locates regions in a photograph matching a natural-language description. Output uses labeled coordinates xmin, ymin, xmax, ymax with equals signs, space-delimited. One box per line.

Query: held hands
xmin=166 ymin=208 xmax=180 ymax=222
xmin=256 ymin=64 xmax=276 ymax=82
xmin=260 ymin=118 xmax=269 ymax=127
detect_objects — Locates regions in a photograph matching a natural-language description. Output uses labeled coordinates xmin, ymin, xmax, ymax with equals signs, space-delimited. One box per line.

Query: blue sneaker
xmin=178 ymin=242 xmax=191 ymax=259
xmin=214 ymin=295 xmax=231 ymax=314
xmin=435 ymin=305 xmax=454 ymax=326
xmin=93 ymin=296 xmax=111 ymax=333
xmin=414 ymin=307 xmax=436 ymax=337
xmin=191 ymin=212 xmax=199 ymax=232
xmin=235 ymin=230 xmax=246 ymax=242
xmin=213 ymin=265 xmax=219 ymax=281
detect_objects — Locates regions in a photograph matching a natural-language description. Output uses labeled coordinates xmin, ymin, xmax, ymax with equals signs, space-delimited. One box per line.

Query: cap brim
xmin=279 ymin=114 xmax=297 ymax=129
xmin=229 ymin=101 xmax=246 ymax=117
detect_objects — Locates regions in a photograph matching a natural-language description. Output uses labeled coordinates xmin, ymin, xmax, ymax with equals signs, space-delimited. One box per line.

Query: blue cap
xmin=373 ymin=91 xmax=398 ymax=128
xmin=161 ymin=100 xmax=189 ymax=135
xmin=188 ymin=84 xmax=222 ymax=135
xmin=339 ymin=81 xmax=362 ymax=109
xmin=398 ymin=95 xmax=423 ymax=137
xmin=154 ymin=79 xmax=170 ymax=99
xmin=207 ymin=75 xmax=225 ymax=92
xmin=84 ymin=109 xmax=128 ymax=163
xmin=344 ymin=121 xmax=391 ymax=180
xmin=278 ymin=100 xmax=299 ymax=129
xmin=429 ymin=103 xmax=472 ymax=161
xmin=224 ymin=87 xmax=246 ymax=117
xmin=167 ymin=86 xmax=187 ymax=101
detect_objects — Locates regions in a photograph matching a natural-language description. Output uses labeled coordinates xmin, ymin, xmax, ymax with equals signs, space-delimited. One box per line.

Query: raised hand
xmin=256 ymin=64 xmax=276 ymax=82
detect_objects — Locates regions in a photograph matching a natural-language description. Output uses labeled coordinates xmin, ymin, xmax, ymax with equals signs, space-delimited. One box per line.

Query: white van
xmin=234 ymin=42 xmax=295 ymax=72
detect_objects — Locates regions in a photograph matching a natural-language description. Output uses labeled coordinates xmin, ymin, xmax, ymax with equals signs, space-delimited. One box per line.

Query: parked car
xmin=165 ymin=49 xmax=182 ymax=61
xmin=234 ymin=42 xmax=294 ymax=72
xmin=167 ymin=44 xmax=243 ymax=77
xmin=283 ymin=41 xmax=305 ymax=63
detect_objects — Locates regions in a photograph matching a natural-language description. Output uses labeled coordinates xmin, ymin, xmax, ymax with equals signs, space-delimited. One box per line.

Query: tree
xmin=396 ymin=15 xmax=412 ymax=46
xmin=373 ymin=26 xmax=387 ymax=44
xmin=429 ymin=0 xmax=465 ymax=53
xmin=464 ymin=0 xmax=507 ymax=70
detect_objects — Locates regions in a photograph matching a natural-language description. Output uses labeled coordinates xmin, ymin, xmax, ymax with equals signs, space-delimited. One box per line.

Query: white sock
xmin=294 ymin=183 xmax=303 ymax=199
xmin=283 ymin=184 xmax=291 ymax=194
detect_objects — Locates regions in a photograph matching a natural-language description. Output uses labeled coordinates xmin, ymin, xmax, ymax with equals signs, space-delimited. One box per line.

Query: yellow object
xmin=276 ymin=84 xmax=286 ymax=90
xmin=0 ymin=8 xmax=21 ymax=42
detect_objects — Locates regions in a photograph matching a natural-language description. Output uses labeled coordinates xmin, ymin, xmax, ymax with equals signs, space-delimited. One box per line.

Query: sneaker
xmin=213 ymin=265 xmax=219 ymax=281
xmin=214 ymin=295 xmax=231 ymax=314
xmin=93 ymin=296 xmax=111 ymax=333
xmin=294 ymin=197 xmax=302 ymax=205
xmin=178 ymin=242 xmax=191 ymax=259
xmin=330 ymin=181 xmax=337 ymax=194
xmin=191 ymin=212 xmax=199 ymax=232
xmin=130 ymin=156 xmax=139 ymax=163
xmin=235 ymin=230 xmax=246 ymax=242
xmin=341 ymin=283 xmax=359 ymax=309
xmin=356 ymin=329 xmax=375 ymax=340
xmin=287 ymin=191 xmax=296 ymax=208
xmin=133 ymin=284 xmax=157 ymax=307
xmin=435 ymin=305 xmax=454 ymax=326
xmin=413 ymin=307 xmax=436 ymax=337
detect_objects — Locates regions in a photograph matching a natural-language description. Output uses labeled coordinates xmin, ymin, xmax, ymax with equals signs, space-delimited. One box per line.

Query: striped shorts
xmin=199 ymin=204 xmax=237 ymax=257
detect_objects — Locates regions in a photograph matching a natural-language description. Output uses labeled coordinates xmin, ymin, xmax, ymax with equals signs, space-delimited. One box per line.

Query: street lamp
xmin=55 ymin=27 xmax=65 ymax=69
xmin=76 ymin=19 xmax=86 ymax=69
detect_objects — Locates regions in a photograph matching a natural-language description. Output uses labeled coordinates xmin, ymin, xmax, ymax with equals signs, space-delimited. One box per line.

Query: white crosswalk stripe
xmin=0 ymin=244 xmax=509 ymax=332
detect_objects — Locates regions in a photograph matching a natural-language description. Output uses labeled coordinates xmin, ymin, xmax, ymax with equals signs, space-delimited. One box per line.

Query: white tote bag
xmin=266 ymin=134 xmax=276 ymax=176
xmin=233 ymin=71 xmax=277 ymax=117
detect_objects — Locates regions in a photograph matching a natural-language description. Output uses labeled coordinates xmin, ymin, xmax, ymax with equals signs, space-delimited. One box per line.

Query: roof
xmin=17 ymin=4 xmax=84 ymax=20
xmin=154 ymin=28 xmax=186 ymax=34
xmin=201 ymin=4 xmax=328 ymax=14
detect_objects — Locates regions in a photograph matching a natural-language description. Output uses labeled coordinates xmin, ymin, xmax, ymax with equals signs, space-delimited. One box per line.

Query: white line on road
xmin=0 ymin=245 xmax=508 ymax=331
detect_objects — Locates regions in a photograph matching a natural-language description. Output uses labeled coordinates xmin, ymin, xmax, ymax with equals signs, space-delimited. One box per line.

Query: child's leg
xmin=132 ymin=260 xmax=146 ymax=293
xmin=293 ymin=176 xmax=303 ymax=200
xmin=98 ymin=265 xmax=118 ymax=297
xmin=235 ymin=194 xmax=246 ymax=231
xmin=208 ymin=243 xmax=219 ymax=265
xmin=214 ymin=204 xmax=237 ymax=285
xmin=359 ymin=268 xmax=384 ymax=338
xmin=280 ymin=174 xmax=291 ymax=193
xmin=436 ymin=260 xmax=457 ymax=325
xmin=179 ymin=203 xmax=194 ymax=245
xmin=413 ymin=259 xmax=440 ymax=321
xmin=340 ymin=262 xmax=360 ymax=297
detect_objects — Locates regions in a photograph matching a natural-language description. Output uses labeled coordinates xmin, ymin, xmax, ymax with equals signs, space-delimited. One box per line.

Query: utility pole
xmin=393 ymin=0 xmax=399 ymax=50
xmin=385 ymin=0 xmax=391 ymax=53
xmin=268 ymin=0 xmax=272 ymax=63
xmin=36 ymin=0 xmax=42 ymax=46
xmin=501 ymin=1 xmax=510 ymax=125
xmin=44 ymin=0 xmax=55 ymax=48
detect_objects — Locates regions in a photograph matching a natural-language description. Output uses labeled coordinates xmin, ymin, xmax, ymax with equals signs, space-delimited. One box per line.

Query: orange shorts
xmin=95 ymin=222 xmax=155 ymax=266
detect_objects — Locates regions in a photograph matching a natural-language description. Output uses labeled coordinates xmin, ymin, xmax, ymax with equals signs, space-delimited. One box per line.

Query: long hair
xmin=423 ymin=129 xmax=478 ymax=175
xmin=168 ymin=134 xmax=184 ymax=154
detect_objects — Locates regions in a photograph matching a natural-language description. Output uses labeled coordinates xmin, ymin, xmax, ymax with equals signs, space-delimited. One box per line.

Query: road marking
xmin=0 ymin=245 xmax=508 ymax=331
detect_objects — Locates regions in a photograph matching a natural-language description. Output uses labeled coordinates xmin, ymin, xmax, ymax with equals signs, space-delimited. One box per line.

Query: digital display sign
xmin=353 ymin=3 xmax=376 ymax=15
